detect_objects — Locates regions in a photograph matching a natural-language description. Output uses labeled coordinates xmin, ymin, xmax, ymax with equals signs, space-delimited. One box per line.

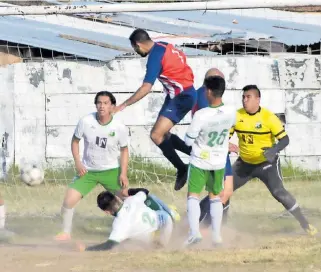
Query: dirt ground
xmin=1 ymin=180 xmax=321 ymax=272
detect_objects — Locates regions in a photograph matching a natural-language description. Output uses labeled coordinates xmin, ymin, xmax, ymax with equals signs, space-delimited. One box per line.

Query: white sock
xmin=187 ymin=196 xmax=200 ymax=237
xmin=0 ymin=205 xmax=5 ymax=229
xmin=210 ymin=197 xmax=223 ymax=243
xmin=61 ymin=206 xmax=74 ymax=234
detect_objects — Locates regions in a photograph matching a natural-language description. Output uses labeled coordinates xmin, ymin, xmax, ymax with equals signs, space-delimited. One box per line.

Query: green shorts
xmin=188 ymin=164 xmax=225 ymax=195
xmin=69 ymin=167 xmax=121 ymax=197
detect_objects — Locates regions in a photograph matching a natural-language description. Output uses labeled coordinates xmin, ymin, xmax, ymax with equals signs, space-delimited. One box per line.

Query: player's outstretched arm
xmin=84 ymin=239 xmax=119 ymax=252
xmin=115 ymin=83 xmax=152 ymax=112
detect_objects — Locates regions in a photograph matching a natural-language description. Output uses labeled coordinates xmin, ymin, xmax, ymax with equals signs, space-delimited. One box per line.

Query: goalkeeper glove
xmin=262 ymin=146 xmax=278 ymax=163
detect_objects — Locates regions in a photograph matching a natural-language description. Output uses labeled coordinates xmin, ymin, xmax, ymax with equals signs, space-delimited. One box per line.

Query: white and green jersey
xmin=185 ymin=104 xmax=236 ymax=170
xmin=74 ymin=112 xmax=129 ymax=171
xmin=108 ymin=192 xmax=159 ymax=243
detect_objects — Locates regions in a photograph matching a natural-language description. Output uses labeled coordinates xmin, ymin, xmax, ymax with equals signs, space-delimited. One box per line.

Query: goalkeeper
xmin=223 ymin=84 xmax=317 ymax=236
xmin=78 ymin=188 xmax=180 ymax=251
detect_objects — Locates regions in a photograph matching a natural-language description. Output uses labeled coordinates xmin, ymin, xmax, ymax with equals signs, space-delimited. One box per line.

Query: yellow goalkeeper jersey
xmin=230 ymin=107 xmax=287 ymax=165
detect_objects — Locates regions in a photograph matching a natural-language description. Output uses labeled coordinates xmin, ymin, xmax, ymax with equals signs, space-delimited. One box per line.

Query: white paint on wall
xmin=1 ymin=55 xmax=321 ymax=172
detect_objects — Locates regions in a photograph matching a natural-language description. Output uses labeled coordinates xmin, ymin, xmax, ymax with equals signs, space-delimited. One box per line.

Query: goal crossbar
xmin=0 ymin=0 xmax=320 ymax=15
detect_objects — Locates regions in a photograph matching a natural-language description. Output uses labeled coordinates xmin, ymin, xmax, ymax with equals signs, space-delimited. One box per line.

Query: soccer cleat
xmin=168 ymin=204 xmax=181 ymax=222
xmin=55 ymin=232 xmax=71 ymax=241
xmin=0 ymin=228 xmax=15 ymax=241
xmin=184 ymin=234 xmax=202 ymax=247
xmin=212 ymin=236 xmax=223 ymax=245
xmin=174 ymin=166 xmax=188 ymax=191
xmin=304 ymin=224 xmax=318 ymax=236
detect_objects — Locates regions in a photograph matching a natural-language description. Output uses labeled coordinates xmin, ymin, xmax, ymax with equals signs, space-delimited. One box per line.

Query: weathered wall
xmin=0 ymin=55 xmax=320 ymax=173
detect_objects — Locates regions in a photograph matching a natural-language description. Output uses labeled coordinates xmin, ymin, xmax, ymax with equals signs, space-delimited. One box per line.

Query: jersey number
xmin=171 ymin=49 xmax=185 ymax=64
xmin=241 ymin=134 xmax=254 ymax=144
xmin=142 ymin=212 xmax=156 ymax=227
xmin=207 ymin=129 xmax=228 ymax=147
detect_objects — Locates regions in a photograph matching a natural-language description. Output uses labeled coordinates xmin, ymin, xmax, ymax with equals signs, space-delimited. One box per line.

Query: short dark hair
xmin=97 ymin=191 xmax=116 ymax=211
xmin=129 ymin=29 xmax=152 ymax=45
xmin=204 ymin=76 xmax=226 ymax=97
xmin=242 ymin=85 xmax=261 ymax=98
xmin=94 ymin=91 xmax=116 ymax=105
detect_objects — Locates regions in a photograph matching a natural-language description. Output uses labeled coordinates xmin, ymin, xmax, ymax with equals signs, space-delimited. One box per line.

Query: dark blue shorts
xmin=159 ymin=87 xmax=196 ymax=124
xmin=225 ymin=154 xmax=232 ymax=177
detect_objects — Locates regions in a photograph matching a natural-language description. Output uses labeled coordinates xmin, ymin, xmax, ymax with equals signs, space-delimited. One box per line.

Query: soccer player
xmin=78 ymin=189 xmax=178 ymax=251
xmin=114 ymin=29 xmax=196 ymax=191
xmin=55 ymin=91 xmax=130 ymax=241
xmin=224 ymin=85 xmax=318 ymax=235
xmin=191 ymin=68 xmax=235 ymax=227
xmin=0 ymin=194 xmax=14 ymax=239
xmin=184 ymin=76 xmax=236 ymax=246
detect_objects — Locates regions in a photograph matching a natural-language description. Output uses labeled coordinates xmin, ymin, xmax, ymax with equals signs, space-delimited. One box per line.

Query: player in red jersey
xmin=115 ymin=29 xmax=197 ymax=191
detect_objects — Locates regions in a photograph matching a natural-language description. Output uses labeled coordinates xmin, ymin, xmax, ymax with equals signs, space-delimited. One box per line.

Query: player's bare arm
xmin=115 ymin=83 xmax=152 ymax=113
xmin=119 ymin=146 xmax=129 ymax=188
xmin=71 ymin=136 xmax=87 ymax=177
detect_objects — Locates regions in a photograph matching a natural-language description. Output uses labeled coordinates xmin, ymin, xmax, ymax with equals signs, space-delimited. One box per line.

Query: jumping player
xmin=114 ymin=29 xmax=196 ymax=191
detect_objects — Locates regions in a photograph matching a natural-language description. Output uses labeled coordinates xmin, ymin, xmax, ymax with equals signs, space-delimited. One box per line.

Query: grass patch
xmin=2 ymin=157 xmax=321 ymax=186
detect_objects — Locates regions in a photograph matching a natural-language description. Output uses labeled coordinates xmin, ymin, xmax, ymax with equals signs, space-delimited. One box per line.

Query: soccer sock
xmin=158 ymin=138 xmax=186 ymax=171
xmin=148 ymin=194 xmax=172 ymax=217
xmin=0 ymin=205 xmax=5 ymax=229
xmin=222 ymin=199 xmax=230 ymax=225
xmin=170 ymin=134 xmax=192 ymax=155
xmin=210 ymin=197 xmax=223 ymax=243
xmin=289 ymin=204 xmax=309 ymax=229
xmin=61 ymin=206 xmax=74 ymax=234
xmin=187 ymin=196 xmax=201 ymax=237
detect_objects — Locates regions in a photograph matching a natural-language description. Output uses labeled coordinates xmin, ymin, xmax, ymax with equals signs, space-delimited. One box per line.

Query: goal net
xmin=0 ymin=0 xmax=321 ymax=236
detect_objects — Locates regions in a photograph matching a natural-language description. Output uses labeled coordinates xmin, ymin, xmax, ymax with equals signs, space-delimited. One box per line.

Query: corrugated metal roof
xmin=56 ymin=1 xmax=321 ymax=46
xmin=0 ymin=1 xmax=217 ymax=61
xmin=0 ymin=0 xmax=321 ymax=62
xmin=0 ymin=16 xmax=126 ymax=61
xmin=111 ymin=10 xmax=321 ymax=46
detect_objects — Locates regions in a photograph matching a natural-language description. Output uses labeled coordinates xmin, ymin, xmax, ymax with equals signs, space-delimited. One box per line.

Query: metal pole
xmin=0 ymin=0 xmax=319 ymax=15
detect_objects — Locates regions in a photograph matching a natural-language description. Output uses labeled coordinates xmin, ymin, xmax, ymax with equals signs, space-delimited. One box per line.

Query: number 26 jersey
xmin=186 ymin=104 xmax=236 ymax=170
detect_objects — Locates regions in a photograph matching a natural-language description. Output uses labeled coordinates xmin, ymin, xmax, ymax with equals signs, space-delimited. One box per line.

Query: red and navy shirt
xmin=143 ymin=42 xmax=194 ymax=99
xmin=191 ymin=86 xmax=207 ymax=116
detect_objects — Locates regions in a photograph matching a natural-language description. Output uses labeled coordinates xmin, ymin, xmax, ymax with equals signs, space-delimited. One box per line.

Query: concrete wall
xmin=0 ymin=55 xmax=320 ymax=174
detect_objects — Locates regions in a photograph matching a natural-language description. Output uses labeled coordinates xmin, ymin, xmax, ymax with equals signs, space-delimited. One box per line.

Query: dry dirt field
xmin=1 ymin=180 xmax=321 ymax=272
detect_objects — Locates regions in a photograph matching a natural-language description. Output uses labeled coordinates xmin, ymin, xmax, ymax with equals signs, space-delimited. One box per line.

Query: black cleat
xmin=174 ymin=166 xmax=188 ymax=191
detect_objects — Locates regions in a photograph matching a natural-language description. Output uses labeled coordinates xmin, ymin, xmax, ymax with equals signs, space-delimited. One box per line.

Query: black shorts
xmin=233 ymin=157 xmax=283 ymax=192
xmin=199 ymin=156 xmax=295 ymax=225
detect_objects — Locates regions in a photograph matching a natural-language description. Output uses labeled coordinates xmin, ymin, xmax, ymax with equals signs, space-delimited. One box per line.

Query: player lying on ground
xmin=184 ymin=76 xmax=236 ymax=246
xmin=78 ymin=189 xmax=179 ymax=251
xmin=55 ymin=91 xmax=130 ymax=241
xmin=114 ymin=29 xmax=197 ymax=191
xmin=223 ymin=85 xmax=318 ymax=236
xmin=0 ymin=193 xmax=14 ymax=239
